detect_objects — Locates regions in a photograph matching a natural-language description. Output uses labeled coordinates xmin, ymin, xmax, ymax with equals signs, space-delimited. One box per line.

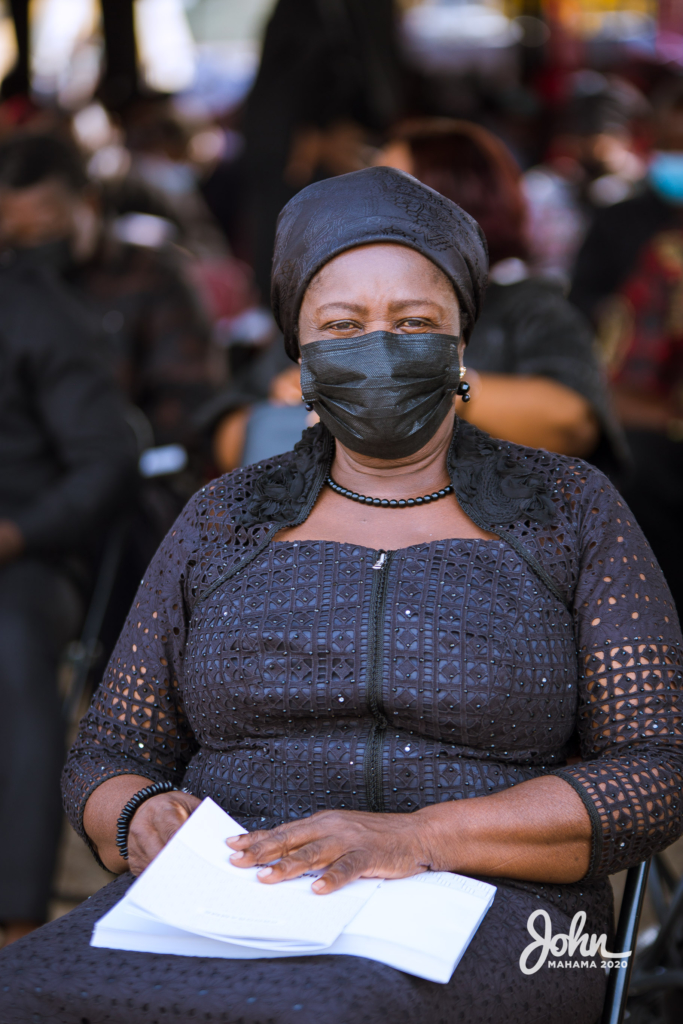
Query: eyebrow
xmin=315 ymin=299 xmax=447 ymax=312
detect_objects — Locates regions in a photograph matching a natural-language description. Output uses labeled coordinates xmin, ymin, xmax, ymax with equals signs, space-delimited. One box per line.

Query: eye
xmin=326 ymin=320 xmax=358 ymax=331
xmin=399 ymin=317 xmax=432 ymax=330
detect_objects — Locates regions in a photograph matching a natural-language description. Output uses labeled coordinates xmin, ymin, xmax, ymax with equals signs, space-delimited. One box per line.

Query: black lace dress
xmin=2 ymin=422 xmax=682 ymax=1024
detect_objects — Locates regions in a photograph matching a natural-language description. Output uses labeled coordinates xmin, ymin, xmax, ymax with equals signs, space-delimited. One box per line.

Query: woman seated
xmin=2 ymin=167 xmax=681 ymax=1024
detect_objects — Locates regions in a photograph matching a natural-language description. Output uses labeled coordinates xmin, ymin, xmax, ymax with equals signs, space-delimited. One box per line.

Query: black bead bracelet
xmin=115 ymin=780 xmax=178 ymax=860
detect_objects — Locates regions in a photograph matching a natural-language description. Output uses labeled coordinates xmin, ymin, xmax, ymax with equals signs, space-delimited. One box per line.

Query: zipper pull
xmin=372 ymin=551 xmax=387 ymax=571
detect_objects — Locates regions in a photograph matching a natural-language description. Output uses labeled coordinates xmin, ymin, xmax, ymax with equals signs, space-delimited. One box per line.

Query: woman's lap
xmin=0 ymin=874 xmax=607 ymax=1024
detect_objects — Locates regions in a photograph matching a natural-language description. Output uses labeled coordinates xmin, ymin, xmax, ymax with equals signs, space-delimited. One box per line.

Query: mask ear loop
xmin=300 ymin=354 xmax=316 ymax=411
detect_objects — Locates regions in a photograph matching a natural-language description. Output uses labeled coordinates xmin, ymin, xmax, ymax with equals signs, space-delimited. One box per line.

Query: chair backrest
xmin=601 ymin=860 xmax=651 ymax=1024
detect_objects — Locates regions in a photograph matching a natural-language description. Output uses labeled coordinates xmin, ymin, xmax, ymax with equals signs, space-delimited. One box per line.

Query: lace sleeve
xmin=553 ymin=470 xmax=683 ymax=877
xmin=61 ymin=497 xmax=202 ymax=841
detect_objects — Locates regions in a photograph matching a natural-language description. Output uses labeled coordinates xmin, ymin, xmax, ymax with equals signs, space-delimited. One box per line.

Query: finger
xmin=226 ymin=809 xmax=349 ymax=850
xmin=225 ymin=828 xmax=274 ymax=850
xmin=226 ymin=818 xmax=315 ymax=850
xmin=255 ymin=840 xmax=340 ymax=883
xmin=228 ymin=824 xmax=319 ymax=865
xmin=310 ymin=851 xmax=368 ymax=894
xmin=227 ymin=814 xmax=342 ymax=862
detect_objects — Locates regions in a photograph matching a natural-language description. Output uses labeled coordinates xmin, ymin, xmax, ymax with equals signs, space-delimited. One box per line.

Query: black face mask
xmin=300 ymin=331 xmax=461 ymax=460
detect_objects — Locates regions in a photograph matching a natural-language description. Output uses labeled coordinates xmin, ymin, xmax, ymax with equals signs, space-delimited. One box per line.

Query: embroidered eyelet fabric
xmin=62 ymin=445 xmax=683 ymax=884
xmin=3 ymin=436 xmax=669 ymax=1024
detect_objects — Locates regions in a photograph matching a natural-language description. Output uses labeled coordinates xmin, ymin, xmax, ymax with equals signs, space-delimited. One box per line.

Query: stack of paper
xmin=92 ymin=799 xmax=496 ymax=983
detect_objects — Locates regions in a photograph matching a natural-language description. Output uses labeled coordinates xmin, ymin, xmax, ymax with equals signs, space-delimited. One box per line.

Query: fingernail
xmin=230 ymin=851 xmax=244 ymax=861
xmin=258 ymin=867 xmax=273 ymax=878
xmin=312 ymin=880 xmax=325 ymax=892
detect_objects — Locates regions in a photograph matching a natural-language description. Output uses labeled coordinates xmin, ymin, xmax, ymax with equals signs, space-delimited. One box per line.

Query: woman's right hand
xmin=127 ymin=791 xmax=202 ymax=876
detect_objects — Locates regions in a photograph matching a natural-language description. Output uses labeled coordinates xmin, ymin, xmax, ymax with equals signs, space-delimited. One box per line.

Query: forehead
xmin=305 ymin=242 xmax=455 ymax=300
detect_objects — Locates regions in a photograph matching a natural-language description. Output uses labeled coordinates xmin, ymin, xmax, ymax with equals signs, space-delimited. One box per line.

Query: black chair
xmin=626 ymin=854 xmax=683 ymax=1022
xmin=62 ymin=516 xmax=129 ymax=726
xmin=601 ymin=860 xmax=651 ymax=1024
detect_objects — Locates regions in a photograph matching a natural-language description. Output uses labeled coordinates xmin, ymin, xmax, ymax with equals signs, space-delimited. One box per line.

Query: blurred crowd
xmin=1 ymin=0 xmax=683 ymax=949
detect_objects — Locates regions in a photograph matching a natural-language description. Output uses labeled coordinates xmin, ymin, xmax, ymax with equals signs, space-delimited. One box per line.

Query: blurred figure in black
xmin=0 ymin=135 xmax=212 ymax=461
xmin=0 ymin=134 xmax=216 ymax=680
xmin=0 ymin=261 xmax=136 ymax=946
xmin=244 ymin=0 xmax=407 ymax=299
xmin=571 ymin=88 xmax=683 ymax=611
xmin=1 ymin=0 xmax=138 ymax=111
xmin=377 ymin=119 xmax=625 ymax=470
xmin=0 ymin=135 xmax=214 ymax=543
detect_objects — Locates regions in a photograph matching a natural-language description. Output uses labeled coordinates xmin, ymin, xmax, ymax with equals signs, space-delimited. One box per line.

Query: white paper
xmin=92 ymin=798 xmax=496 ymax=983
xmin=122 ymin=799 xmax=380 ymax=949
xmin=330 ymin=870 xmax=497 ymax=982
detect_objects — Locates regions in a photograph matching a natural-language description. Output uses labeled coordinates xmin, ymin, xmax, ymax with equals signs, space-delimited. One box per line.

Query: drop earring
xmin=456 ymin=365 xmax=471 ymax=402
xmin=301 ymin=394 xmax=314 ymax=412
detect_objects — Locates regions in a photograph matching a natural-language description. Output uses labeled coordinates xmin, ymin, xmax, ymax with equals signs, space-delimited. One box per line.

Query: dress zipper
xmin=364 ymin=549 xmax=393 ymax=812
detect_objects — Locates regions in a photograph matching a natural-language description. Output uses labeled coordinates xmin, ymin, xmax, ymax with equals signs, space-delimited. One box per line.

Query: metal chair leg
xmin=602 ymin=860 xmax=651 ymax=1024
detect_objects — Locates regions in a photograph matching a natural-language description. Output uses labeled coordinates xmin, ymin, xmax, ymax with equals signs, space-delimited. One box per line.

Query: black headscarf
xmin=271 ymin=165 xmax=489 ymax=361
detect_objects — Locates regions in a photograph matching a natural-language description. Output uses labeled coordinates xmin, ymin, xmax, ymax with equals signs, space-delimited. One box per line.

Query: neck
xmin=330 ymin=410 xmax=455 ymax=498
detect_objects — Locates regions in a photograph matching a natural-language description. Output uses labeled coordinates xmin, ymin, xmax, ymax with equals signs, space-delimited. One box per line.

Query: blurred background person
xmin=0 ymin=133 xmax=212 ymax=459
xmin=571 ymin=84 xmax=683 ymax=323
xmin=571 ymin=84 xmax=683 ymax=612
xmin=376 ymin=118 xmax=626 ymax=470
xmin=122 ymin=101 xmax=233 ymax=258
xmin=1 ymin=0 xmax=139 ymax=112
xmin=0 ymin=256 xmax=136 ymax=946
xmin=0 ymin=131 xmax=225 ymax=673
xmin=0 ymin=133 xmax=216 ymax=540
xmin=523 ymin=71 xmax=650 ymax=286
xmin=243 ymin=0 xmax=408 ymax=301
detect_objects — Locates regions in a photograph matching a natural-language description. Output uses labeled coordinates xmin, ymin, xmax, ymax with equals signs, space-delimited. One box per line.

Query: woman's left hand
xmin=225 ymin=808 xmax=440 ymax=894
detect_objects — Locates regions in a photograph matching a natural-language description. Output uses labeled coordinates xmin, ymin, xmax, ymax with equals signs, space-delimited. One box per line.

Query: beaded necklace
xmin=326 ymin=475 xmax=453 ymax=508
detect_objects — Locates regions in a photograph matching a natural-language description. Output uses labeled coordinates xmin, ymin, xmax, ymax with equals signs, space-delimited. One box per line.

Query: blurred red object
xmin=659 ymin=0 xmax=683 ymax=37
xmin=186 ymin=257 xmax=256 ymax=323
xmin=0 ymin=95 xmax=38 ymax=126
